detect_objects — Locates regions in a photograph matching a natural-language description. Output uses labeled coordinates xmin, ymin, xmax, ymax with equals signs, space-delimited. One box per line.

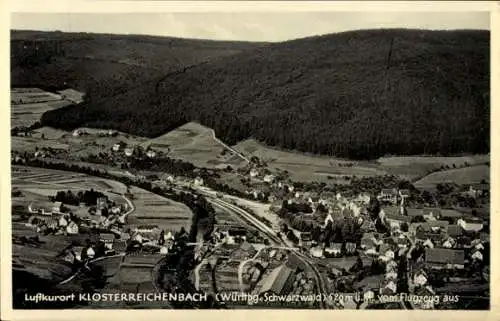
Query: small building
xmin=263 ymin=174 xmax=276 ymax=184
xmin=52 ymin=201 xmax=63 ymax=214
xmin=422 ymin=208 xmax=442 ymax=220
xmin=310 ymin=246 xmax=324 ymax=258
xmin=124 ymin=148 xmax=134 ymax=157
xmin=249 ymin=168 xmax=259 ymax=178
xmin=446 ymin=225 xmax=464 ymax=238
xmin=324 ymin=243 xmax=343 ymax=257
xmin=112 ymin=143 xmax=121 ymax=152
xmin=194 ymin=177 xmax=204 ymax=186
xmin=66 ymin=221 xmax=79 ymax=235
xmin=146 ymin=150 xmax=157 ymax=158
xmin=468 ymin=183 xmax=489 ymax=198
xmin=100 ymin=233 xmax=116 ymax=249
xmin=378 ymin=188 xmax=398 ymax=204
xmin=345 ymin=242 xmax=357 ymax=255
xmin=300 ymin=232 xmax=312 ymax=248
xmin=424 ymin=248 xmax=465 ymax=269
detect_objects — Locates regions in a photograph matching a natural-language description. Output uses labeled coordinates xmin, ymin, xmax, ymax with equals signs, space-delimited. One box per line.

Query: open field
xmin=11 ymin=136 xmax=71 ymax=153
xmin=142 ymin=122 xmax=246 ymax=169
xmin=12 ymin=223 xmax=74 ymax=283
xmin=11 ymin=99 xmax=73 ymax=128
xmin=30 ymin=127 xmax=69 ymax=140
xmin=233 ymin=139 xmax=386 ymax=182
xmin=377 ymin=155 xmax=490 ymax=180
xmin=12 ymin=165 xmax=128 ymax=194
xmin=126 ymin=186 xmax=193 ymax=233
xmin=414 ymin=165 xmax=490 ymax=190
xmin=12 ymin=88 xmax=62 ymax=103
xmin=233 ymin=139 xmax=490 ymax=182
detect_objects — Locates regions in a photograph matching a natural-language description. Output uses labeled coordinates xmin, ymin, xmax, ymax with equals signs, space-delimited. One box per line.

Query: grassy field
xmin=233 ymin=139 xmax=386 ymax=182
xmin=126 ymin=186 xmax=193 ymax=233
xmin=232 ymin=139 xmax=490 ymax=182
xmin=11 ymin=136 xmax=71 ymax=153
xmin=414 ymin=164 xmax=490 ymax=190
xmin=12 ymin=165 xmax=129 ymax=203
xmin=12 ymin=223 xmax=74 ymax=283
xmin=142 ymin=122 xmax=246 ymax=169
xmin=30 ymin=126 xmax=69 ymax=140
xmin=377 ymin=155 xmax=490 ymax=180
xmin=11 ymin=99 xmax=73 ymax=128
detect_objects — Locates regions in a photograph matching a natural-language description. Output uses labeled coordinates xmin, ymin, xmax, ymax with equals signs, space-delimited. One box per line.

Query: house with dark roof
xmin=99 ymin=233 xmax=116 ymax=250
xmin=378 ymin=189 xmax=398 ymax=204
xmin=424 ymin=248 xmax=465 ymax=269
xmin=259 ymin=264 xmax=296 ymax=296
xmin=440 ymin=209 xmax=465 ymax=220
xmin=445 ymin=225 xmax=464 ymax=238
xmin=300 ymin=232 xmax=312 ymax=247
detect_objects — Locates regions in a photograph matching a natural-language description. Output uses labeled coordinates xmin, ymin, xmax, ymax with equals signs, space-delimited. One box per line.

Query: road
xmin=205 ymin=193 xmax=330 ymax=309
xmin=209 ymin=128 xmax=251 ymax=164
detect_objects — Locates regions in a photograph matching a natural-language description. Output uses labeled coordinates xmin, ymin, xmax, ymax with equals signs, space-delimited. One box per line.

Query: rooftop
xmin=425 ymin=248 xmax=465 ymax=265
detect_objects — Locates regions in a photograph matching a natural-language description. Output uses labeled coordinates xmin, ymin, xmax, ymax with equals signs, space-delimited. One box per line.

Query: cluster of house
xmin=270 ymin=185 xmax=489 ymax=309
xmin=26 ymin=210 xmax=79 ymax=236
xmin=25 ymin=196 xmax=131 ymax=244
xmin=111 ymin=142 xmax=158 ymax=159
xmin=127 ymin=224 xmax=178 ymax=255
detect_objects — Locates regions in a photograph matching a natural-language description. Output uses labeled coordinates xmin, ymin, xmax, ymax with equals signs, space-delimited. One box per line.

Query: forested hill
xmin=40 ymin=29 xmax=490 ymax=160
xmin=11 ymin=30 xmax=266 ymax=102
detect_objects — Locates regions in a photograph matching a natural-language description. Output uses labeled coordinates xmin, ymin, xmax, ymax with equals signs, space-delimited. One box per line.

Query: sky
xmin=10 ymin=11 xmax=490 ymax=42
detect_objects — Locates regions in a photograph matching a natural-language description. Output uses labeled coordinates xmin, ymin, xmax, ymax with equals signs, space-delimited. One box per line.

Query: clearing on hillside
xmin=142 ymin=122 xmax=246 ymax=169
xmin=414 ymin=165 xmax=490 ymax=190
xmin=232 ymin=139 xmax=386 ymax=182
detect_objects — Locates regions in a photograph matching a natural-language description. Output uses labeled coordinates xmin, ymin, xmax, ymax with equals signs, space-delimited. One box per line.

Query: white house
xmin=124 ymin=148 xmax=134 ymax=157
xmin=310 ymin=246 xmax=324 ymax=258
xmin=58 ymin=216 xmax=68 ymax=227
xmin=194 ymin=177 xmax=204 ymax=186
xmin=86 ymin=247 xmax=96 ymax=259
xmin=423 ymin=239 xmax=435 ymax=248
xmin=160 ymin=246 xmax=169 ymax=254
xmin=413 ymin=271 xmax=428 ymax=286
xmin=263 ymin=174 xmax=275 ymax=183
xmin=52 ymin=201 xmax=63 ymax=214
xmin=146 ymin=150 xmax=157 ymax=158
xmin=471 ymin=251 xmax=483 ymax=261
xmin=66 ymin=221 xmax=79 ymax=235
xmin=249 ymin=168 xmax=259 ymax=178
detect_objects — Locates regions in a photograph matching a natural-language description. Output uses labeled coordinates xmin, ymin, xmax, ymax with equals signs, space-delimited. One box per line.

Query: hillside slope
xmin=40 ymin=29 xmax=490 ymax=159
xmin=11 ymin=30 xmax=266 ymax=103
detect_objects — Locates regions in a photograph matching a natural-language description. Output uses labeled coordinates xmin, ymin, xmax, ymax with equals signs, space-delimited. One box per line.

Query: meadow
xmin=233 ymin=139 xmax=387 ymax=182
xmin=414 ymin=164 xmax=490 ymax=190
xmin=11 ymin=95 xmax=73 ymax=128
xmin=126 ymin=186 xmax=193 ymax=233
xmin=142 ymin=122 xmax=246 ymax=169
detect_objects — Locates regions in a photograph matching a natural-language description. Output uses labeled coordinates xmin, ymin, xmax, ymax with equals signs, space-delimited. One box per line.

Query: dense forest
xmin=11 ymin=30 xmax=265 ymax=103
xmin=20 ymin=29 xmax=490 ymax=160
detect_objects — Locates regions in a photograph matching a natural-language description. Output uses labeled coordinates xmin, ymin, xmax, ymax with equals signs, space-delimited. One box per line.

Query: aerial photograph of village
xmin=9 ymin=9 xmax=490 ymax=310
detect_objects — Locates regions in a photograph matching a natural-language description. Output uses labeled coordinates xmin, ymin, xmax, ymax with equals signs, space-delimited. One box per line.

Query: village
xmin=10 ymin=88 xmax=490 ymax=310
